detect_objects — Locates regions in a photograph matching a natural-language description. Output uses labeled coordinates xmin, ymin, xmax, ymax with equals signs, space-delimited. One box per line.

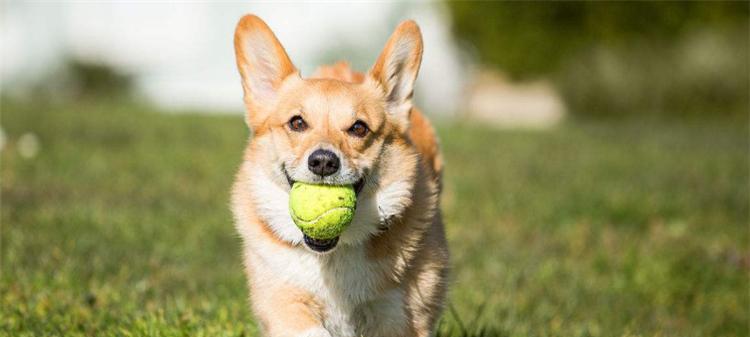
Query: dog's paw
xmin=297 ymin=327 xmax=332 ymax=337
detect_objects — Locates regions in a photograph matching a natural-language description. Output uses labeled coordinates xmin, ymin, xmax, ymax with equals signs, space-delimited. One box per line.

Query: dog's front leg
xmin=251 ymin=284 xmax=330 ymax=337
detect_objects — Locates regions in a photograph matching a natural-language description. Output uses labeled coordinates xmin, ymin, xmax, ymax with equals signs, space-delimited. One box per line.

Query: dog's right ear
xmin=234 ymin=15 xmax=297 ymax=129
xmin=368 ymin=20 xmax=423 ymax=132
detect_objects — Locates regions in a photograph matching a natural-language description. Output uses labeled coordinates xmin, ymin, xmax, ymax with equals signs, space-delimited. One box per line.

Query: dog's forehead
xmin=298 ymin=80 xmax=369 ymax=120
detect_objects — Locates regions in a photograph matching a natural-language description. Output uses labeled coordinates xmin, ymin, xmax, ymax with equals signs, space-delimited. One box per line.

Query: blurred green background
xmin=2 ymin=2 xmax=748 ymax=337
xmin=449 ymin=1 xmax=748 ymax=118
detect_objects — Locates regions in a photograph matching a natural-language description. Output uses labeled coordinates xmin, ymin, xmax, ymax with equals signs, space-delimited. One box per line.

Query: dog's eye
xmin=288 ymin=116 xmax=308 ymax=132
xmin=347 ymin=120 xmax=369 ymax=138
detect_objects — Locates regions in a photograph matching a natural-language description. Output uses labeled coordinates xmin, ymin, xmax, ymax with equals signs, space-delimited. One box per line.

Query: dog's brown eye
xmin=348 ymin=120 xmax=369 ymax=138
xmin=288 ymin=115 xmax=308 ymax=132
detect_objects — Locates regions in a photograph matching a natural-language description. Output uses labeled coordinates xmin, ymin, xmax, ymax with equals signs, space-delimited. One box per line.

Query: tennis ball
xmin=289 ymin=182 xmax=356 ymax=240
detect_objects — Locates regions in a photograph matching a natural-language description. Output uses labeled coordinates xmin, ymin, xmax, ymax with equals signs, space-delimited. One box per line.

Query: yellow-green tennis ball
xmin=289 ymin=182 xmax=356 ymax=240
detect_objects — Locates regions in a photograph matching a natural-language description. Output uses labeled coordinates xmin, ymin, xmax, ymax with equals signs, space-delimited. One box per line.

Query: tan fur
xmin=231 ymin=15 xmax=448 ymax=337
xmin=311 ymin=61 xmax=366 ymax=83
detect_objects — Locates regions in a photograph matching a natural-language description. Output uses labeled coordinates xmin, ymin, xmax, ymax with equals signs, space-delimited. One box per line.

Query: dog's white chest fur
xmin=250 ymin=244 xmax=408 ymax=337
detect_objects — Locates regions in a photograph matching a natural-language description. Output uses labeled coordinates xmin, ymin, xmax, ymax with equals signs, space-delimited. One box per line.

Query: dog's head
xmin=234 ymin=15 xmax=423 ymax=253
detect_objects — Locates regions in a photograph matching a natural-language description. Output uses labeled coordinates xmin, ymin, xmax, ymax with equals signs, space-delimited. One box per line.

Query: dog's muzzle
xmin=283 ymin=164 xmax=365 ymax=195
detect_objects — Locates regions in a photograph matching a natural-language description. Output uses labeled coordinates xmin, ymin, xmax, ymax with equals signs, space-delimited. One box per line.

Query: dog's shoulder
xmin=408 ymin=107 xmax=442 ymax=182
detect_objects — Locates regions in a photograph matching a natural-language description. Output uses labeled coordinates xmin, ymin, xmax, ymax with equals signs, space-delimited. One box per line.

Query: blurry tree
xmin=65 ymin=59 xmax=134 ymax=98
xmin=448 ymin=2 xmax=748 ymax=79
xmin=447 ymin=2 xmax=749 ymax=118
xmin=13 ymin=59 xmax=135 ymax=105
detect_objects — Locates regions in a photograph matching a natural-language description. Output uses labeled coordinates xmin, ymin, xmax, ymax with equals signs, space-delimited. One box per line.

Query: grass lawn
xmin=2 ymin=99 xmax=748 ymax=337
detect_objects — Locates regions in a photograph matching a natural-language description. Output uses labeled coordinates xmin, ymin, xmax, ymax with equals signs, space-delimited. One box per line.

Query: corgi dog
xmin=231 ymin=15 xmax=449 ymax=337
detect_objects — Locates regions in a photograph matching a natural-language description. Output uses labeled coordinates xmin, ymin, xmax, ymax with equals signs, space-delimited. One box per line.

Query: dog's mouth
xmin=303 ymin=235 xmax=339 ymax=252
xmin=283 ymin=165 xmax=362 ymax=253
xmin=283 ymin=165 xmax=365 ymax=196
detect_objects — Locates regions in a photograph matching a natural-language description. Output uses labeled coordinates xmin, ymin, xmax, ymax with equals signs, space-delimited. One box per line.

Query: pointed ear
xmin=234 ymin=15 xmax=297 ymax=128
xmin=368 ymin=20 xmax=423 ymax=129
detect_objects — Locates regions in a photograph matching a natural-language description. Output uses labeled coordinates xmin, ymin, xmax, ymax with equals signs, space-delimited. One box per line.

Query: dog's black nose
xmin=308 ymin=149 xmax=340 ymax=177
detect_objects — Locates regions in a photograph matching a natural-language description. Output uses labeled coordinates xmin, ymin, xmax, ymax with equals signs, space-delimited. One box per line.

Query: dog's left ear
xmin=368 ymin=20 xmax=423 ymax=130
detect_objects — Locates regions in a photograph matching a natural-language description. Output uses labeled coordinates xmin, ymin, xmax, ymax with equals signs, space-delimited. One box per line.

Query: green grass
xmin=2 ymin=99 xmax=748 ymax=337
